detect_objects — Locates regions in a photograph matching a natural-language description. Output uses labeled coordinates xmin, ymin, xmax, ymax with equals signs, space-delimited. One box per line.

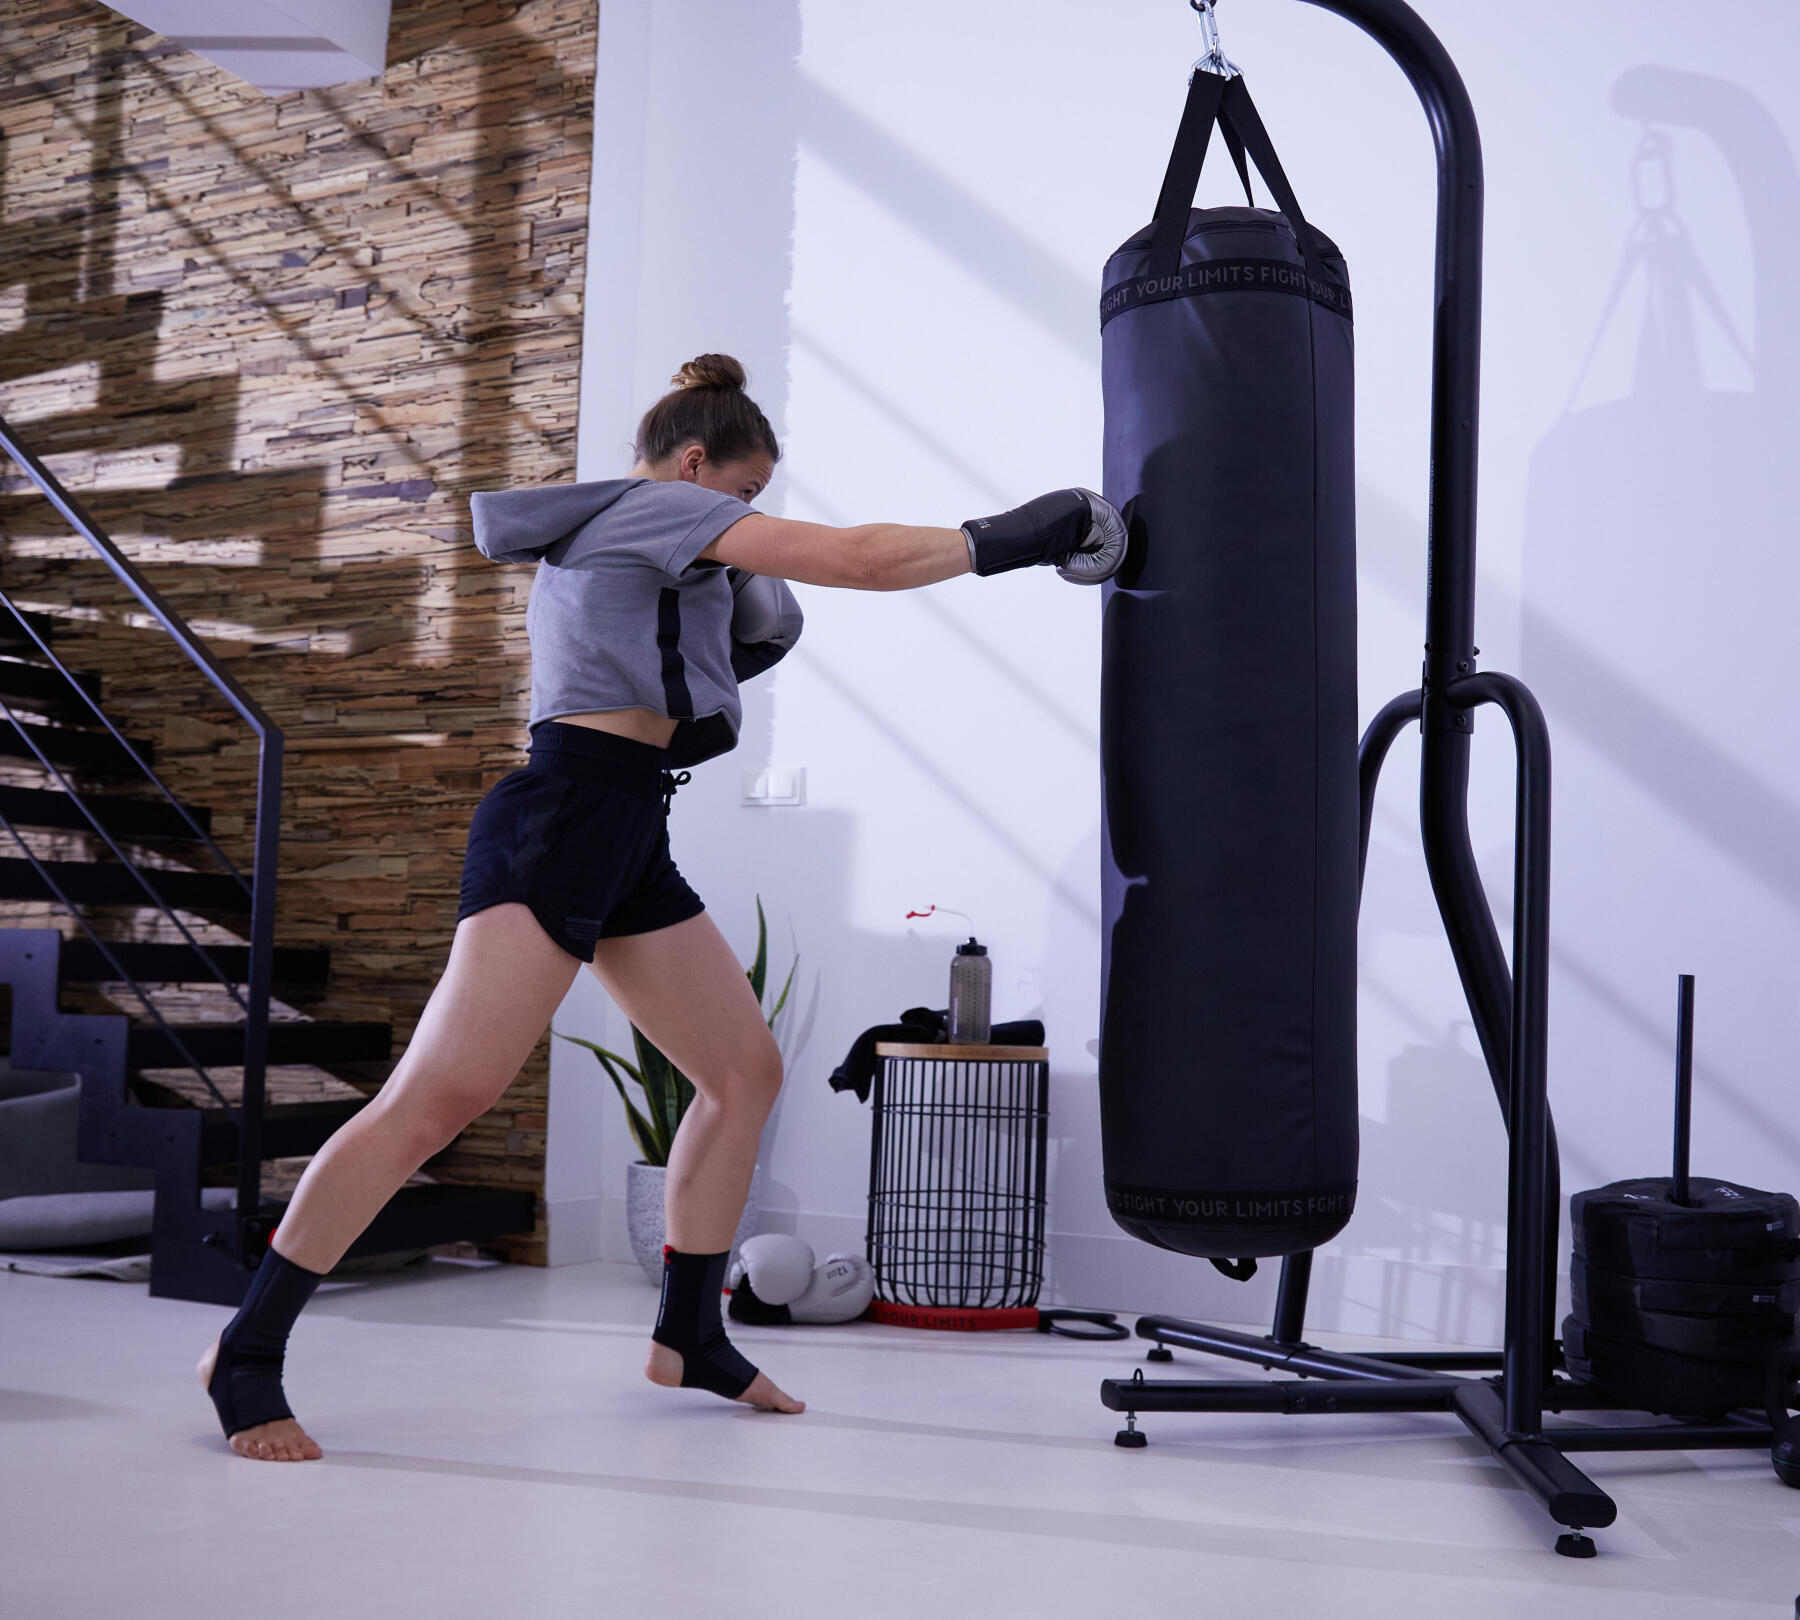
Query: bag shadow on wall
xmin=1522 ymin=67 xmax=1800 ymax=908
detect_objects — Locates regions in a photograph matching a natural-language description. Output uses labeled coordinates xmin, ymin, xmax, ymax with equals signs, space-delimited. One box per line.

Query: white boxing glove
xmin=788 ymin=1252 xmax=876 ymax=1324
xmin=729 ymin=1233 xmax=816 ymax=1307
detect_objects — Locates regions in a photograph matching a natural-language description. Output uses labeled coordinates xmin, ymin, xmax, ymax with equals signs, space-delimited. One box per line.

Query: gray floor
xmin=2 ymin=1258 xmax=1795 ymax=1618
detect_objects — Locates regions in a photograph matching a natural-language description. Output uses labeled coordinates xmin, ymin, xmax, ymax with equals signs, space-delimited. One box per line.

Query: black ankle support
xmin=651 ymin=1247 xmax=758 ymax=1400
xmin=207 ymin=1246 xmax=325 ymax=1438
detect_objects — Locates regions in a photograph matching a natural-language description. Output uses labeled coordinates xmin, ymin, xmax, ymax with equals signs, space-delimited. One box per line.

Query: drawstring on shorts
xmin=660 ymin=769 xmax=692 ymax=813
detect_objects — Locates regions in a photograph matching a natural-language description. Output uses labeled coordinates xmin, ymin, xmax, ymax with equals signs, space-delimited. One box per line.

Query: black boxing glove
xmin=960 ymin=488 xmax=1127 ymax=584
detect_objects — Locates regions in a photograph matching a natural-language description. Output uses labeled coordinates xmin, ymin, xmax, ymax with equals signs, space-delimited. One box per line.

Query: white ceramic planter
xmin=625 ymin=1159 xmax=765 ymax=1285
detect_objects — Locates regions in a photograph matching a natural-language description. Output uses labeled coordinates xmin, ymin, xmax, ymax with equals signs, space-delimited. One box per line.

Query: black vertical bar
xmin=1300 ymin=0 xmax=1483 ymax=692
xmin=1672 ymin=974 xmax=1695 ymax=1206
xmin=909 ymin=1055 xmax=923 ymax=1305
xmin=987 ymin=1058 xmax=997 ymax=1307
xmin=957 ymin=1055 xmax=973 ymax=1305
xmin=865 ymin=1052 xmax=886 ymax=1290
xmin=235 ymin=731 xmax=281 ymax=1241
xmin=1295 ymin=0 xmax=1507 ymax=1088
xmin=927 ymin=1056 xmax=943 ymax=1306
xmin=1272 ymin=1251 xmax=1313 ymax=1345
xmin=1033 ymin=1058 xmax=1050 ymax=1307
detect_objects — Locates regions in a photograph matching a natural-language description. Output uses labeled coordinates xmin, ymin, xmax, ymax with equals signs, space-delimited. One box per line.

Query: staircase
xmin=0 ymin=416 xmax=533 ymax=1305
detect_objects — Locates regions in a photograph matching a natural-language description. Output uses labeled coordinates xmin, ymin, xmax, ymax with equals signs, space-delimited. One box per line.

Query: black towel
xmin=828 ymin=1008 xmax=1047 ymax=1103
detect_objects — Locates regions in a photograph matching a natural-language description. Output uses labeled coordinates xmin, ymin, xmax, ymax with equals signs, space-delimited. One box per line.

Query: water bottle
xmin=948 ymin=938 xmax=992 ymax=1045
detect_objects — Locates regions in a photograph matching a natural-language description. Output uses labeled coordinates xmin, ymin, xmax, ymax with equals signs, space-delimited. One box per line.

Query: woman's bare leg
xmin=198 ymin=902 xmax=581 ymax=1459
xmin=588 ymin=910 xmax=802 ymax=1413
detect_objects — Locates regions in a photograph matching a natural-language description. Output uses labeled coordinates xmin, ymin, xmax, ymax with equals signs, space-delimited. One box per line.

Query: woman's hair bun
xmin=637 ymin=352 xmax=779 ymax=468
xmin=672 ymin=353 xmax=747 ymax=391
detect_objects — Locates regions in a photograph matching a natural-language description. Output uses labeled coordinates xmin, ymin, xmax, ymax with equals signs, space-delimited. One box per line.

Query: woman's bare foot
xmin=644 ymin=1341 xmax=805 ymax=1413
xmin=196 ymin=1337 xmax=323 ymax=1461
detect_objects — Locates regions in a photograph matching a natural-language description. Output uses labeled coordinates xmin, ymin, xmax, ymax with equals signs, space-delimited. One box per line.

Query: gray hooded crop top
xmin=470 ymin=477 xmax=796 ymax=767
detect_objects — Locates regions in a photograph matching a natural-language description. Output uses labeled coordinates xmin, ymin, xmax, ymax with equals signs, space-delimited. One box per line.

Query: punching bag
xmin=1098 ymin=70 xmax=1360 ymax=1261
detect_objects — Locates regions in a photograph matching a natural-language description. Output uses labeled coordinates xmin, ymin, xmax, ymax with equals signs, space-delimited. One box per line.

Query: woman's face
xmin=671 ymin=442 xmax=773 ymax=505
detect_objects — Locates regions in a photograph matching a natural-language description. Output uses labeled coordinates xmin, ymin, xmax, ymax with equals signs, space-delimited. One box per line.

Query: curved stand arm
xmin=1446 ymin=671 xmax=1553 ymax=1435
xmin=1357 ymin=690 xmax=1423 ymax=895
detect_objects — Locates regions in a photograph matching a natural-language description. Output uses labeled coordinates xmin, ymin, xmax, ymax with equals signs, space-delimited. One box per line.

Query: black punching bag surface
xmin=1098 ymin=72 xmax=1359 ymax=1259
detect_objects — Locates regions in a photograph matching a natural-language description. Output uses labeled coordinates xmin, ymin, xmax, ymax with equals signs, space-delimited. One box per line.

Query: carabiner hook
xmin=1189 ymin=0 xmax=1240 ymax=80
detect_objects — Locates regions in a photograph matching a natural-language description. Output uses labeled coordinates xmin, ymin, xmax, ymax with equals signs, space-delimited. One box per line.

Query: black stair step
xmin=0 ymin=717 xmax=155 ymax=772
xmin=343 ymin=1183 xmax=537 ymax=1258
xmin=0 ymin=856 xmax=247 ymax=913
xmin=0 ymin=659 xmax=104 ymax=712
xmin=127 ymin=1018 xmax=392 ymax=1070
xmin=59 ymin=939 xmax=331 ymax=987
xmin=0 ymin=611 xmax=60 ymax=655
xmin=198 ymin=1098 xmax=368 ymax=1163
xmin=0 ymin=785 xmax=211 ymax=840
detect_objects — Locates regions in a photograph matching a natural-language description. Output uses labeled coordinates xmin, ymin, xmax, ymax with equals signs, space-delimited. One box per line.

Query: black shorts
xmin=457 ymin=722 xmax=705 ymax=961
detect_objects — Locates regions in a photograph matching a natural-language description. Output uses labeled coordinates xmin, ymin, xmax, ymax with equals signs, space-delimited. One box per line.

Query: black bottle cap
xmin=957 ymin=937 xmax=987 ymax=956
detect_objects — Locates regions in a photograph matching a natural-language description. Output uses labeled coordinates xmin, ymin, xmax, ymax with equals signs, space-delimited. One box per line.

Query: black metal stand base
xmin=1101 ymin=1311 xmax=1781 ymax=1553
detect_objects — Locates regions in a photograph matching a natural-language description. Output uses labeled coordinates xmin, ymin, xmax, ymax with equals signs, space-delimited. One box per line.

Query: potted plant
xmin=555 ymin=898 xmax=797 ymax=1283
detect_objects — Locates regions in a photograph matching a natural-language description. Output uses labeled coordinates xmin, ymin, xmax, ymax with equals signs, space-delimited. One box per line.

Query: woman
xmin=198 ymin=353 xmax=1123 ymax=1460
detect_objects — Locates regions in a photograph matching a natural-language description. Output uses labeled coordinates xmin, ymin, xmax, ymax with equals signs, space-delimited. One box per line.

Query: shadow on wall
xmin=1524 ymin=66 xmax=1800 ymax=911
xmin=791 ymin=75 xmax=1093 ymax=361
xmin=1233 ymin=66 xmax=1800 ymax=1339
xmin=1519 ymin=67 xmax=1800 ymax=1174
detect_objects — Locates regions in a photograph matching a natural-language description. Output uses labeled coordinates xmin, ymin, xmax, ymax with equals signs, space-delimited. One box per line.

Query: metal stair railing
xmin=0 ymin=412 xmax=282 ymax=1248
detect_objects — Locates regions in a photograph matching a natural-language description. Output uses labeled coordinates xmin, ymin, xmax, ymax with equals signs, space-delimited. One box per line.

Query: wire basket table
xmin=865 ymin=1042 xmax=1050 ymax=1315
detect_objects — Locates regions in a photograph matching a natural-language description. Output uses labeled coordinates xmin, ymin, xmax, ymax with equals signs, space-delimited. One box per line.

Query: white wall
xmin=556 ymin=0 xmax=1800 ymax=1344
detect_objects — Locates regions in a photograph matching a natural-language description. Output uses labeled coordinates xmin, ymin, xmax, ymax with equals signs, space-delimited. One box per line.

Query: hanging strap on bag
xmin=1149 ymin=68 xmax=1231 ymax=274
xmin=1219 ymin=118 xmax=1254 ymax=207
xmin=1217 ymin=76 xmax=1326 ymax=285
xmin=1147 ymin=68 xmax=1333 ymax=295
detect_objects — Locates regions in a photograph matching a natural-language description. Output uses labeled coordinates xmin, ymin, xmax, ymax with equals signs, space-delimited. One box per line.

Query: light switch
xmin=741 ymin=766 xmax=806 ymax=807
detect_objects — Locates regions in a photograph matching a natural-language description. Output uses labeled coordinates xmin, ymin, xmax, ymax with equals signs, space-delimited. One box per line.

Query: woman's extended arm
xmin=698 ymin=489 xmax=1127 ymax=591
xmin=698 ymin=514 xmax=968 ymax=592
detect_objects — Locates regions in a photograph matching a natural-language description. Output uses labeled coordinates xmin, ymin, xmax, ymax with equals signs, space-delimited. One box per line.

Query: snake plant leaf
xmin=592 ymin=1049 xmax=668 ymax=1163
xmin=748 ymin=894 xmax=769 ymax=1005
xmin=609 ymin=1064 xmax=666 ymax=1165
xmin=551 ymin=1030 xmax=643 ymax=1085
xmin=552 ymin=1031 xmax=665 ymax=1163
xmin=633 ymin=1026 xmax=685 ymax=1145
xmin=767 ymin=952 xmax=798 ymax=1029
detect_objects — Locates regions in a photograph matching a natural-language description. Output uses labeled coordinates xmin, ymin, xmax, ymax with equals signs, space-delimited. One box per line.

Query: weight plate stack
xmin=1562 ymin=1314 xmax=1772 ymax=1416
xmin=1571 ymin=1266 xmax=1800 ymax=1320
xmin=1563 ymin=1177 xmax=1800 ymax=1415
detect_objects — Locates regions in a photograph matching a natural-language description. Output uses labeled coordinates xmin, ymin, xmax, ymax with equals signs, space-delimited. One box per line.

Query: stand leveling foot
xmin=1115 ymin=1371 xmax=1150 ymax=1447
xmin=1148 ymin=1345 xmax=1174 ymax=1363
xmin=1555 ymin=1532 xmax=1597 ymax=1560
